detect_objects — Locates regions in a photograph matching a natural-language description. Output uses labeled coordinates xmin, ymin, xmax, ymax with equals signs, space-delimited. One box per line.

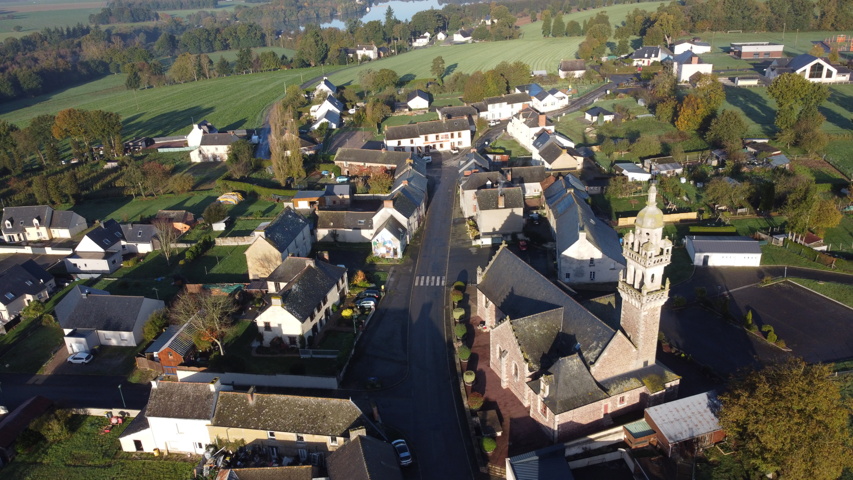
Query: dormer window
xmin=4 ymin=292 xmax=14 ymax=300
xmin=4 ymin=220 xmax=10 ymax=228
xmin=114 ymin=232 xmax=121 ymax=238
xmin=102 ymin=239 xmax=110 ymax=245
xmin=137 ymin=231 xmax=143 ymax=238
xmin=33 ymin=219 xmax=39 ymax=227
xmin=25 ymin=280 xmax=33 ymax=286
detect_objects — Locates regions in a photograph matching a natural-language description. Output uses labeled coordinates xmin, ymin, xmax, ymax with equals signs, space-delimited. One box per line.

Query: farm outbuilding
xmin=685 ymin=235 xmax=762 ymax=266
xmin=645 ymin=391 xmax=726 ymax=457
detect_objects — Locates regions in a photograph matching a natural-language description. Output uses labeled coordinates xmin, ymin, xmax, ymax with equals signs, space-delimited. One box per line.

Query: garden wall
xmin=0 ymin=245 xmax=73 ymax=255
xmin=175 ymin=369 xmax=338 ymax=389
xmin=617 ymin=211 xmax=697 ymax=227
xmin=215 ymin=236 xmax=256 ymax=246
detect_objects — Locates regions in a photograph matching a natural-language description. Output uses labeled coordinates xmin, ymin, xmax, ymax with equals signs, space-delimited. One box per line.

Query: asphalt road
xmin=342 ymin=151 xmax=480 ymax=479
xmin=0 ymin=373 xmax=150 ymax=411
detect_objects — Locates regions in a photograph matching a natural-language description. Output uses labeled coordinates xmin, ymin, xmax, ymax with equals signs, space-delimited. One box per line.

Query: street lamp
xmin=117 ymin=384 xmax=127 ymax=409
xmin=152 ymin=287 xmax=159 ymax=300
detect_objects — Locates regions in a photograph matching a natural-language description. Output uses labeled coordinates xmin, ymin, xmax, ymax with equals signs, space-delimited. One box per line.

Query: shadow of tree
xmin=723 ymin=86 xmax=775 ymax=135
xmin=123 ymin=106 xmax=215 ymax=138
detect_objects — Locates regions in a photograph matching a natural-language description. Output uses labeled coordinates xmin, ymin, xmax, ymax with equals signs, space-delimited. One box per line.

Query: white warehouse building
xmin=685 ymin=235 xmax=762 ymax=267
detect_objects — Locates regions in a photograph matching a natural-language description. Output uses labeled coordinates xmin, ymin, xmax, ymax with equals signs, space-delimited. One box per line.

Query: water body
xmin=320 ymin=0 xmax=477 ymax=29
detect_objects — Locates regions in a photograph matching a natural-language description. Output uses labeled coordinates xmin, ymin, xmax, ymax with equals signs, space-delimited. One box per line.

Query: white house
xmin=436 ymin=31 xmax=447 ymax=41
xmin=310 ymin=96 xmax=344 ymax=121
xmin=613 ymin=162 xmax=652 ymax=182
xmin=314 ymin=77 xmax=337 ymax=95
xmin=254 ymin=258 xmax=347 ymax=345
xmin=515 ymin=84 xmax=569 ymax=112
xmin=558 ymin=59 xmax=586 ymax=79
xmin=56 ymin=286 xmax=164 ymax=354
xmin=1 ymin=205 xmax=87 ymax=243
xmin=685 ymin=235 xmax=762 ymax=266
xmin=673 ymin=52 xmax=713 ymax=83
xmin=406 ymin=89 xmax=430 ymax=110
xmin=531 ymin=131 xmax=581 ymax=170
xmin=355 ymin=44 xmax=378 ymax=60
xmin=584 ymin=106 xmax=615 ymax=123
xmin=0 ymin=260 xmax=54 ymax=325
xmin=64 ymin=219 xmax=125 ymax=277
xmin=630 ymin=46 xmax=673 ymax=66
xmin=544 ymin=176 xmax=625 ymax=284
xmin=672 ymin=39 xmax=712 ymax=55
xmin=385 ymin=118 xmax=472 ymax=153
xmin=119 ymin=380 xmax=220 ymax=454
xmin=120 ymin=224 xmax=159 ymax=254
xmin=765 ymin=54 xmax=851 ymax=83
xmin=476 ymin=92 xmax=531 ymax=122
xmin=453 ymin=28 xmax=473 ymax=43
xmin=506 ymin=108 xmax=554 ymax=152
xmin=186 ymin=121 xmax=240 ymax=163
xmin=413 ymin=32 xmax=431 ymax=47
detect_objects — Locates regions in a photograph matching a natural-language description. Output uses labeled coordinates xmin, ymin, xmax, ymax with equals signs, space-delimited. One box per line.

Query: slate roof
xmin=614 ymin=162 xmax=648 ymax=175
xmin=786 ymin=53 xmax=823 ymax=72
xmin=50 ymin=209 xmax=85 ymax=229
xmin=317 ymin=210 xmax=375 ymax=229
xmin=538 ymin=142 xmax=568 ymax=165
xmin=200 ymin=133 xmax=240 ymax=146
xmin=545 ymin=177 xmax=625 ymax=268
xmin=407 ymin=89 xmax=429 ymax=103
xmin=57 ymin=292 xmax=150 ymax=332
xmin=458 ymin=152 xmax=491 ymax=173
xmin=393 ymin=164 xmax=428 ymax=194
xmin=515 ymin=108 xmax=552 ymax=128
xmin=313 ymin=110 xmax=341 ymax=128
xmin=1 ymin=205 xmax=54 ymax=234
xmin=0 ymin=260 xmax=52 ymax=306
xmin=262 ymin=208 xmax=309 ymax=252
xmin=326 ymin=435 xmax=404 ymax=480
xmin=437 ymin=105 xmax=478 ymax=119
xmin=322 ymin=96 xmax=345 ymax=112
xmin=478 ymin=248 xmax=615 ymax=364
xmin=744 ymin=141 xmax=781 ymax=154
xmin=118 ymin=407 xmax=150 ymax=439
xmin=316 ymin=77 xmax=337 ymax=93
xmin=630 ymin=46 xmax=671 ymax=59
xmin=384 ymin=118 xmax=469 ymax=140
xmin=507 ymin=443 xmax=575 ymax=480
xmin=83 ymin=219 xmax=124 ymax=250
xmin=476 ymin=186 xmax=524 ymax=210
xmin=292 ymin=190 xmax=324 ymax=200
xmin=221 ymin=467 xmax=313 ymax=480
xmin=324 ymin=183 xmax=351 ymax=197
xmin=146 ymin=381 xmax=217 ymax=420
xmin=507 ymin=166 xmax=548 ymax=185
xmin=532 ymin=131 xmax=575 ymax=152
xmin=373 ymin=215 xmax=407 ymax=242
xmin=585 ymin=106 xmax=613 ymax=117
xmin=528 ymin=355 xmax=608 ymax=414
xmin=334 ymin=148 xmax=412 ymax=168
xmin=392 ymin=188 xmax=422 ymax=219
xmin=212 ymin=391 xmax=366 ymax=436
xmin=767 ymin=154 xmax=790 ymax=167
xmin=484 ymin=92 xmax=530 ymax=105
xmin=460 ymin=171 xmax=507 ymax=191
xmin=559 ymin=59 xmax=586 ymax=71
xmin=267 ymin=259 xmax=345 ymax=321
xmin=646 ymin=391 xmax=722 ymax=444
xmin=120 ymin=224 xmax=158 ymax=245
xmin=686 ymin=236 xmax=762 ymax=255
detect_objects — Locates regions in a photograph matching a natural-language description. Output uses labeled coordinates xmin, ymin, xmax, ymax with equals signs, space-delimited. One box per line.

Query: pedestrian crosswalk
xmin=415 ymin=275 xmax=446 ymax=287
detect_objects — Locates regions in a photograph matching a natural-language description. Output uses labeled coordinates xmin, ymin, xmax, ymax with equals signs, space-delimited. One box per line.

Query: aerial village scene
xmin=0 ymin=0 xmax=851 ymax=479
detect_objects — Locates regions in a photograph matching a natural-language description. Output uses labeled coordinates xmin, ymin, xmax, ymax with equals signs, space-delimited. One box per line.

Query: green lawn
xmin=0 ymin=324 xmax=63 ymax=374
xmin=206 ymin=46 xmax=297 ymax=64
xmin=823 ymin=215 xmax=853 ymax=253
xmin=789 ymin=278 xmax=853 ymax=308
xmin=729 ymin=216 xmax=788 ymax=237
xmin=68 ymin=192 xmax=220 ymax=223
xmin=824 ymin=140 xmax=853 ymax=179
xmin=664 ymin=248 xmax=695 ymax=286
xmin=490 ymin=135 xmax=530 ymax=158
xmin=0 ymin=4 xmax=103 ymax=38
xmin=4 ymin=415 xmax=196 ymax=480
xmin=0 ymin=66 xmax=341 ymax=137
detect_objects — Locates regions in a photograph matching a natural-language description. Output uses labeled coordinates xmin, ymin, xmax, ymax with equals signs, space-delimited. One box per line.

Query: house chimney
xmin=506 ymin=169 xmax=512 ymax=182
xmin=383 ymin=199 xmax=394 ymax=209
xmin=691 ymin=55 xmax=699 ymax=65
xmin=402 ymin=180 xmax=408 ymax=186
xmin=150 ymin=380 xmax=159 ymax=389
xmin=317 ymin=251 xmax=330 ymax=262
xmin=498 ymin=193 xmax=505 ymax=208
xmin=381 ymin=147 xmax=386 ymax=152
xmin=541 ymin=375 xmax=551 ymax=398
xmin=349 ymin=426 xmax=367 ymax=440
xmin=271 ymin=295 xmax=282 ymax=306
xmin=209 ymin=377 xmax=221 ymax=392
xmin=539 ymin=114 xmax=546 ymax=127
xmin=247 ymin=386 xmax=256 ymax=404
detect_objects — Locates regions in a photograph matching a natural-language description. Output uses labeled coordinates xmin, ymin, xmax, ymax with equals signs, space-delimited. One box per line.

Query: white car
xmin=392 ymin=439 xmax=413 ymax=466
xmin=67 ymin=352 xmax=93 ymax=364
xmin=355 ymin=298 xmax=377 ymax=310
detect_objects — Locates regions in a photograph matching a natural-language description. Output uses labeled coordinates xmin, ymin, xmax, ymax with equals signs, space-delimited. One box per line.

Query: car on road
xmin=392 ymin=439 xmax=413 ymax=466
xmin=357 ymin=290 xmax=381 ymax=300
xmin=450 ymin=147 xmax=459 ymax=154
xmin=483 ymin=139 xmax=490 ymax=146
xmin=335 ymin=175 xmax=349 ymax=183
xmin=488 ymin=120 xmax=500 ymax=126
xmin=355 ymin=298 xmax=377 ymax=309
xmin=67 ymin=352 xmax=93 ymax=364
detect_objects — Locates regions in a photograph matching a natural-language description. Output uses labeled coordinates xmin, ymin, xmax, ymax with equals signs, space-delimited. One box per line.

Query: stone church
xmin=477 ymin=184 xmax=680 ymax=441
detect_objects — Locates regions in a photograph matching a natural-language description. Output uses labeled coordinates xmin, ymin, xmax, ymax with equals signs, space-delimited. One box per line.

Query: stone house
xmin=245 ymin=208 xmax=313 ymax=280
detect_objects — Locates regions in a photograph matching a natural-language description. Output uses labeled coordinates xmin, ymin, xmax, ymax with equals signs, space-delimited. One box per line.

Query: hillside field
xmin=0 ymin=65 xmax=341 ymax=137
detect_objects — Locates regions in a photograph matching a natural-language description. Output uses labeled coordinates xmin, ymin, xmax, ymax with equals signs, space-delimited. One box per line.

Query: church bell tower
xmin=618 ymin=183 xmax=672 ymax=369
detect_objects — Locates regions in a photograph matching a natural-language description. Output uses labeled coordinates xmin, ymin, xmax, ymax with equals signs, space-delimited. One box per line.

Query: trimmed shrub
xmin=747 ymin=323 xmax=758 ymax=333
xmin=454 ymin=323 xmax=467 ymax=340
xmin=481 ymin=437 xmax=496 ymax=453
xmin=775 ymin=338 xmax=787 ymax=348
xmin=453 ymin=281 xmax=465 ymax=291
xmin=143 ymin=310 xmax=169 ymax=342
xmin=744 ymin=309 xmax=753 ymax=326
xmin=452 ymin=308 xmax=465 ymax=321
xmin=341 ymin=308 xmax=354 ymax=319
xmin=463 ymin=370 xmax=475 ymax=385
xmin=450 ymin=290 xmax=463 ymax=305
xmin=761 ymin=324 xmax=774 ymax=334
xmin=766 ymin=331 xmax=778 ymax=343
xmin=458 ymin=345 xmax=471 ymax=361
xmin=468 ymin=392 xmax=484 ymax=410
xmin=122 ymin=257 xmax=140 ymax=268
xmin=671 ymin=296 xmax=687 ymax=308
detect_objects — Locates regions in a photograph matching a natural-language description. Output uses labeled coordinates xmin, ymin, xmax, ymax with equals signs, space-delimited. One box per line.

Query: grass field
xmin=789 ymin=278 xmax=853 ymax=308
xmin=68 ymin=192 xmax=219 ymax=222
xmin=5 ymin=415 xmax=196 ymax=480
xmin=0 ymin=5 xmax=103 ymax=38
xmin=0 ymin=65 xmax=341 ymax=137
xmin=207 ymin=46 xmax=297 ymax=64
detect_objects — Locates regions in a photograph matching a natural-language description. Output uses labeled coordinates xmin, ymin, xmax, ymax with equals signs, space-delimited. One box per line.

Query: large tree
xmin=705 ymin=110 xmax=747 ymax=150
xmin=152 ymin=218 xmax=179 ymax=265
xmin=719 ymin=357 xmax=853 ymax=479
xmin=767 ymin=73 xmax=830 ymax=131
xmin=431 ymin=56 xmax=446 ymax=85
xmin=227 ymin=139 xmax=255 ymax=179
xmin=169 ymin=292 xmax=236 ymax=356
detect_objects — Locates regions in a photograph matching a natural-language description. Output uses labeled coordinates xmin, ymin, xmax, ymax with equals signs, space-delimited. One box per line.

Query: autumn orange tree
xmin=718 ymin=357 xmax=853 ymax=480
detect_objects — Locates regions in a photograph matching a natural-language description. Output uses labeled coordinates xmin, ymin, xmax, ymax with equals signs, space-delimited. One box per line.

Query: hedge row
xmin=216 ymin=179 xmax=297 ymax=199
xmin=689 ymin=226 xmax=737 ymax=233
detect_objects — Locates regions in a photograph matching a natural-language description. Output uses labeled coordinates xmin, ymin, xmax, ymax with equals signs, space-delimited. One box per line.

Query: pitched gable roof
xmin=0 ymin=260 xmax=51 ymax=306
xmin=262 ymin=208 xmax=309 ymax=252
xmin=120 ymin=224 xmax=158 ymax=245
xmin=559 ymin=59 xmax=586 ymax=71
xmin=49 ymin=209 xmax=85 ymax=229
xmin=317 ymin=210 xmax=375 ymax=230
xmin=327 ymin=435 xmax=404 ymax=480
xmin=478 ymin=248 xmax=615 ymax=364
xmin=57 ymin=293 xmax=152 ymax=332
xmin=200 ymin=133 xmax=240 ymax=146
xmin=528 ymin=355 xmax=608 ymax=413
xmin=82 ymin=219 xmax=124 ymax=250
xmin=1 ymin=205 xmax=53 ymax=234
xmin=585 ymin=106 xmax=613 ymax=117
xmin=407 ymin=89 xmax=429 ymax=103
xmin=460 ymin=171 xmax=507 ymax=191
xmin=384 ymin=118 xmax=469 ymax=140
xmin=334 ymin=148 xmax=412 ymax=168
xmin=373 ymin=215 xmax=407 ymax=242
xmin=146 ymin=381 xmax=217 ymax=420
xmin=475 ymin=186 xmax=524 ymax=210
xmin=268 ymin=259 xmax=345 ymax=321
xmin=458 ymin=152 xmax=491 ymax=175
xmin=212 ymin=391 xmax=365 ymax=436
